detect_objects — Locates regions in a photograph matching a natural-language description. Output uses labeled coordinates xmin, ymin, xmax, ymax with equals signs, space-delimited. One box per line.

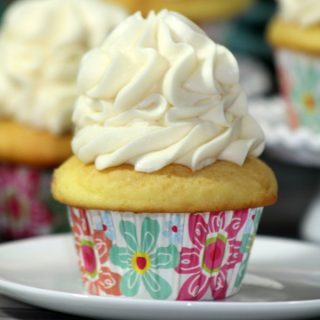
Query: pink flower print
xmin=5 ymin=194 xmax=23 ymax=220
xmin=69 ymin=208 xmax=121 ymax=296
xmin=81 ymin=231 xmax=121 ymax=296
xmin=176 ymin=211 xmax=248 ymax=300
xmin=277 ymin=63 xmax=298 ymax=128
xmin=82 ymin=244 xmax=97 ymax=274
xmin=0 ymin=164 xmax=53 ymax=239
xmin=69 ymin=207 xmax=91 ymax=237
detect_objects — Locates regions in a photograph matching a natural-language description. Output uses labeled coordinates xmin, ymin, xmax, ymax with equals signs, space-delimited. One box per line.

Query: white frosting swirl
xmin=72 ymin=11 xmax=265 ymax=172
xmin=0 ymin=0 xmax=127 ymax=134
xmin=278 ymin=0 xmax=320 ymax=26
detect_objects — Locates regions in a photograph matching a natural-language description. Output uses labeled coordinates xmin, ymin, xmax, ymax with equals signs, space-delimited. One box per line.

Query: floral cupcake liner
xmin=68 ymin=207 xmax=263 ymax=301
xmin=275 ymin=49 xmax=320 ymax=132
xmin=0 ymin=163 xmax=68 ymax=240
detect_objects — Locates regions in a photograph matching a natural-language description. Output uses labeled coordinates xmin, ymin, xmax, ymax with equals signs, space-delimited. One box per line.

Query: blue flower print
xmin=89 ymin=211 xmax=115 ymax=241
xmin=162 ymin=215 xmax=184 ymax=245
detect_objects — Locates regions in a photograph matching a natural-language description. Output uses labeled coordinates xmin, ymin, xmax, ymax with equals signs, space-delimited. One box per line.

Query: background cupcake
xmin=53 ymin=11 xmax=277 ymax=301
xmin=108 ymin=0 xmax=254 ymax=22
xmin=0 ymin=0 xmax=127 ymax=240
xmin=267 ymin=0 xmax=320 ymax=132
xmin=108 ymin=0 xmax=255 ymax=46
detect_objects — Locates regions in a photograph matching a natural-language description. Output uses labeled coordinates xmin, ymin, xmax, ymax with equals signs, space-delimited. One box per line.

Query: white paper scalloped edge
xmin=249 ymin=96 xmax=320 ymax=167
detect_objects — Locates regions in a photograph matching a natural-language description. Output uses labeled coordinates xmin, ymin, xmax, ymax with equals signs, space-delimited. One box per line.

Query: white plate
xmin=301 ymin=186 xmax=320 ymax=244
xmin=249 ymin=97 xmax=320 ymax=167
xmin=0 ymin=234 xmax=320 ymax=320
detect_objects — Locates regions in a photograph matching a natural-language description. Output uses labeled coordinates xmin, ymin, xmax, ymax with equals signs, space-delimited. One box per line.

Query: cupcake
xmin=108 ymin=0 xmax=253 ymax=22
xmin=52 ymin=11 xmax=277 ymax=301
xmin=0 ymin=0 xmax=127 ymax=239
xmin=267 ymin=0 xmax=320 ymax=132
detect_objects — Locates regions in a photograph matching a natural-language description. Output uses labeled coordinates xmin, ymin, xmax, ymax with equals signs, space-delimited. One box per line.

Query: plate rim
xmin=1 ymin=234 xmax=320 ymax=319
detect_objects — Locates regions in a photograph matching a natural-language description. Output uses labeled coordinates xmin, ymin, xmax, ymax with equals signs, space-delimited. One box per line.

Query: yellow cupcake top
xmin=0 ymin=0 xmax=127 ymax=134
xmin=53 ymin=155 xmax=277 ymax=212
xmin=72 ymin=10 xmax=265 ymax=173
xmin=268 ymin=0 xmax=320 ymax=54
xmin=108 ymin=0 xmax=253 ymax=22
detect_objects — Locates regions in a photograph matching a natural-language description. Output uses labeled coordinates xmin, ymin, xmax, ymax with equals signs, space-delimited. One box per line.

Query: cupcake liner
xmin=0 ymin=163 xmax=68 ymax=240
xmin=68 ymin=207 xmax=263 ymax=301
xmin=275 ymin=49 xmax=320 ymax=132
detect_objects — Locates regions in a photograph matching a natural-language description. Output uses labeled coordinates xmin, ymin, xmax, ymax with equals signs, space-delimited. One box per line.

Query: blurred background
xmin=0 ymin=0 xmax=319 ymax=243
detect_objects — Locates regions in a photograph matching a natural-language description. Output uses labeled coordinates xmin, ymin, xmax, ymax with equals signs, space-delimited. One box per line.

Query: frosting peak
xmin=73 ymin=11 xmax=264 ymax=172
xmin=0 ymin=0 xmax=127 ymax=134
xmin=278 ymin=0 xmax=320 ymax=27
